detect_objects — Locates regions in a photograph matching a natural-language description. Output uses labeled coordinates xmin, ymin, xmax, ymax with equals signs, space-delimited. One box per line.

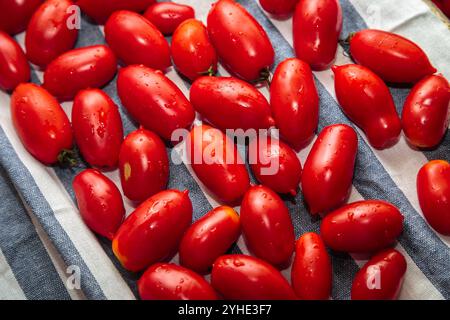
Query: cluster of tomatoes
xmin=0 ymin=0 xmax=449 ymax=300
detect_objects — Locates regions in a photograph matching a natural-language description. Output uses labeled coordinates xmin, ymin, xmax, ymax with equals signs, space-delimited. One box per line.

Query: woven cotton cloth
xmin=0 ymin=0 xmax=449 ymax=300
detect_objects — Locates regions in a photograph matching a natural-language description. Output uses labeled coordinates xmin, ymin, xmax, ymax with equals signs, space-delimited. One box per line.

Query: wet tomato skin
xmin=291 ymin=232 xmax=332 ymax=300
xmin=211 ymin=254 xmax=297 ymax=300
xmin=10 ymin=83 xmax=73 ymax=165
xmin=350 ymin=29 xmax=436 ymax=84
xmin=0 ymin=0 xmax=42 ymax=35
xmin=321 ymin=200 xmax=404 ymax=253
xmin=301 ymin=124 xmax=358 ymax=215
xmin=333 ymin=64 xmax=402 ymax=149
xmin=402 ymin=75 xmax=450 ymax=148
xmin=240 ymin=185 xmax=295 ymax=266
xmin=417 ymin=160 xmax=450 ymax=235
xmin=207 ymin=0 xmax=274 ymax=81
xmin=179 ymin=206 xmax=241 ymax=274
xmin=0 ymin=31 xmax=30 ymax=91
xmin=351 ymin=249 xmax=407 ymax=300
xmin=119 ymin=128 xmax=169 ymax=203
xmin=112 ymin=190 xmax=193 ymax=272
xmin=144 ymin=2 xmax=195 ymax=35
xmin=171 ymin=19 xmax=217 ymax=81
xmin=259 ymin=0 xmax=298 ymax=15
xmin=73 ymin=169 xmax=125 ymax=240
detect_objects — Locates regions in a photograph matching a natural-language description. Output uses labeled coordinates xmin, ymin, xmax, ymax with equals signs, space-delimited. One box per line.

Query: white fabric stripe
xmin=0 ymin=249 xmax=26 ymax=300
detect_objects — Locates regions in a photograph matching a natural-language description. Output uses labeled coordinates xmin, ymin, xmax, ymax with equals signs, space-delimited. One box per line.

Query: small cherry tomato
xmin=0 ymin=31 xmax=30 ymax=91
xmin=402 ymin=75 xmax=450 ymax=148
xmin=144 ymin=2 xmax=195 ymax=35
xmin=187 ymin=124 xmax=250 ymax=205
xmin=113 ymin=189 xmax=192 ymax=272
xmin=179 ymin=206 xmax=240 ymax=274
xmin=43 ymin=45 xmax=117 ymax=100
xmin=293 ymin=0 xmax=342 ymax=70
xmin=291 ymin=232 xmax=332 ymax=300
xmin=207 ymin=0 xmax=274 ymax=81
xmin=417 ymin=160 xmax=450 ymax=235
xmin=301 ymin=124 xmax=357 ymax=214
xmin=351 ymin=249 xmax=407 ymax=300
xmin=190 ymin=76 xmax=274 ymax=131
xmin=333 ymin=64 xmax=402 ymax=149
xmin=73 ymin=169 xmax=125 ymax=240
xmin=270 ymin=58 xmax=319 ymax=150
xmin=138 ymin=263 xmax=218 ymax=300
xmin=105 ymin=10 xmax=170 ymax=71
xmin=10 ymin=83 xmax=73 ymax=165
xmin=321 ymin=200 xmax=404 ymax=253
xmin=25 ymin=0 xmax=78 ymax=67
xmin=259 ymin=0 xmax=298 ymax=15
xmin=171 ymin=19 xmax=217 ymax=81
xmin=119 ymin=127 xmax=169 ymax=203
xmin=0 ymin=0 xmax=42 ymax=35
xmin=349 ymin=29 xmax=436 ymax=84
xmin=211 ymin=254 xmax=297 ymax=300
xmin=117 ymin=65 xmax=195 ymax=142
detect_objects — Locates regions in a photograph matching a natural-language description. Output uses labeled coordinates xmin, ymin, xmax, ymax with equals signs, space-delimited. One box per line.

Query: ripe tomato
xmin=207 ymin=0 xmax=274 ymax=81
xmin=72 ymin=89 xmax=123 ymax=168
xmin=351 ymin=249 xmax=407 ymax=300
xmin=138 ymin=263 xmax=217 ymax=300
xmin=301 ymin=124 xmax=357 ymax=214
xmin=144 ymin=2 xmax=195 ymax=35
xmin=402 ymin=75 xmax=450 ymax=148
xmin=105 ymin=10 xmax=170 ymax=71
xmin=43 ymin=45 xmax=117 ymax=100
xmin=0 ymin=31 xmax=30 ymax=91
xmin=190 ymin=76 xmax=274 ymax=131
xmin=321 ymin=200 xmax=404 ymax=253
xmin=113 ymin=189 xmax=192 ymax=272
xmin=73 ymin=169 xmax=125 ymax=240
xmin=10 ymin=83 xmax=73 ymax=165
xmin=259 ymin=0 xmax=298 ymax=15
xmin=417 ymin=160 xmax=450 ymax=235
xmin=349 ymin=29 xmax=436 ymax=84
xmin=25 ymin=0 xmax=78 ymax=67
xmin=117 ymin=65 xmax=195 ymax=142
xmin=179 ymin=206 xmax=241 ymax=274
xmin=211 ymin=254 xmax=297 ymax=300
xmin=186 ymin=125 xmax=250 ymax=205
xmin=291 ymin=232 xmax=332 ymax=300
xmin=333 ymin=64 xmax=402 ymax=149
xmin=119 ymin=128 xmax=169 ymax=203
xmin=270 ymin=58 xmax=319 ymax=150
xmin=293 ymin=0 xmax=342 ymax=71
xmin=171 ymin=19 xmax=218 ymax=81
xmin=0 ymin=0 xmax=42 ymax=35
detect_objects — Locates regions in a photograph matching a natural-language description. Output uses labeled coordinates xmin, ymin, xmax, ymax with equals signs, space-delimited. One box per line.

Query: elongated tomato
xmin=171 ymin=19 xmax=217 ymax=81
xmin=144 ymin=2 xmax=195 ymax=35
xmin=293 ymin=0 xmax=342 ymax=70
xmin=321 ymin=200 xmax=404 ymax=253
xmin=417 ymin=160 xmax=450 ymax=235
xmin=179 ymin=206 xmax=240 ymax=274
xmin=333 ymin=64 xmax=401 ymax=149
xmin=11 ymin=83 xmax=73 ymax=165
xmin=25 ymin=0 xmax=78 ymax=67
xmin=73 ymin=169 xmax=125 ymax=240
xmin=211 ymin=254 xmax=297 ymax=300
xmin=117 ymin=65 xmax=195 ymax=142
xmin=0 ymin=31 xmax=30 ymax=91
xmin=187 ymin=125 xmax=250 ymax=205
xmin=72 ymin=89 xmax=123 ymax=168
xmin=240 ymin=185 xmax=295 ymax=266
xmin=351 ymin=249 xmax=407 ymax=300
xmin=291 ymin=232 xmax=332 ymax=300
xmin=207 ymin=0 xmax=274 ymax=81
xmin=301 ymin=124 xmax=357 ymax=214
xmin=259 ymin=0 xmax=298 ymax=15
xmin=350 ymin=29 xmax=436 ymax=84
xmin=190 ymin=76 xmax=274 ymax=131
xmin=119 ymin=128 xmax=169 ymax=203
xmin=105 ymin=10 xmax=170 ymax=71
xmin=43 ymin=45 xmax=117 ymax=100
xmin=402 ymin=75 xmax=450 ymax=148
xmin=113 ymin=190 xmax=192 ymax=272
xmin=0 ymin=0 xmax=42 ymax=35
xmin=270 ymin=58 xmax=319 ymax=150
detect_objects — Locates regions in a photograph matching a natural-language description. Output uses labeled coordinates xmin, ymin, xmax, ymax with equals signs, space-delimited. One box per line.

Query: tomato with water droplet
xmin=0 ymin=0 xmax=42 ymax=35
xmin=0 ymin=31 xmax=30 ymax=91
xmin=144 ymin=2 xmax=195 ymax=35
xmin=259 ymin=0 xmax=298 ymax=15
